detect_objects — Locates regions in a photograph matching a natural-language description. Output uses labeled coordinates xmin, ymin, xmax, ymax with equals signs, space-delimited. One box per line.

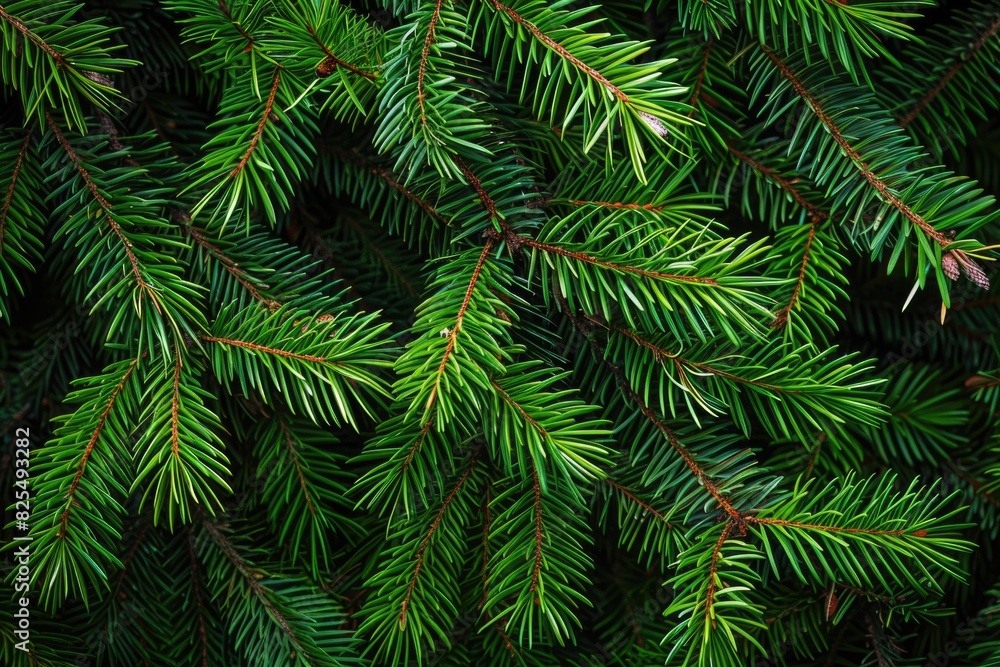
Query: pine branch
xmin=0 ymin=0 xmax=135 ymax=128
xmin=25 ymin=356 xmax=141 ymax=609
xmin=202 ymin=302 xmax=394 ymax=427
xmin=753 ymin=44 xmax=999 ymax=302
xmin=357 ymin=450 xmax=484 ymax=665
xmin=0 ymin=130 xmax=44 ymax=322
xmin=198 ymin=519 xmax=356 ymax=665
xmin=131 ymin=353 xmax=231 ymax=529
xmin=474 ymin=0 xmax=693 ymax=179
xmin=747 ymin=474 xmax=974 ymax=595
xmin=899 ymin=12 xmax=1000 ymax=128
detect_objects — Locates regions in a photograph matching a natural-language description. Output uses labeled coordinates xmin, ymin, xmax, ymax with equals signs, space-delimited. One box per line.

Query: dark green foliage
xmin=1 ymin=1 xmax=999 ymax=666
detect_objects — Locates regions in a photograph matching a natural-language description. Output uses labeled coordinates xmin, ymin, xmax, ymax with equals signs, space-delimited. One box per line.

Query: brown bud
xmin=317 ymin=57 xmax=338 ymax=78
xmin=941 ymin=253 xmax=960 ymax=281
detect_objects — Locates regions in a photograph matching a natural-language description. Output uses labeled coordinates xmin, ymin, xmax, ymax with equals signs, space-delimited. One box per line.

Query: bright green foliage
xmin=1 ymin=1 xmax=999 ymax=666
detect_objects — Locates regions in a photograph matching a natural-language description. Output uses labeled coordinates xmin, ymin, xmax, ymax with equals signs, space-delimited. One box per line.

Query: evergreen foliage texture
xmin=1 ymin=0 xmax=1000 ymax=665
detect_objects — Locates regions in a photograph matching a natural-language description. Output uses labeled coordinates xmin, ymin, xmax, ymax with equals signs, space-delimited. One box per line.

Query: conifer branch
xmin=688 ymin=37 xmax=714 ymax=113
xmin=490 ymin=379 xmax=546 ymax=436
xmin=185 ymin=225 xmax=280 ymax=308
xmin=113 ymin=521 xmax=151 ymax=594
xmin=399 ymin=452 xmax=480 ymax=627
xmin=5 ymin=3 xmax=996 ymax=662
xmin=202 ymin=521 xmax=309 ymax=657
xmin=0 ymin=3 xmax=65 ymax=63
xmin=231 ymin=67 xmax=281 ymax=178
xmin=480 ymin=483 xmax=492 ymax=610
xmin=486 ymin=0 xmax=629 ymax=103
xmin=341 ymin=215 xmax=420 ymax=299
xmin=401 ymin=420 xmax=434 ymax=472
xmin=774 ymin=220 xmax=818 ymax=329
xmin=44 ymin=111 xmax=111 ymax=210
xmin=525 ymin=237 xmax=719 ymax=284
xmin=201 ymin=335 xmax=328 ymax=363
xmin=44 ymin=111 xmax=167 ymax=315
xmin=529 ymin=467 xmax=544 ymax=599
xmin=948 ymin=464 xmax=1000 ymax=508
xmin=0 ymin=131 xmax=30 ymax=257
xmin=728 ymin=143 xmax=829 ymax=224
xmin=704 ymin=521 xmax=734 ymax=629
xmin=307 ymin=23 xmax=377 ymax=80
xmin=277 ymin=417 xmax=317 ymax=516
xmin=564 ymin=199 xmax=665 ymax=212
xmin=170 ymin=355 xmax=182 ymax=457
xmin=760 ymin=45 xmax=951 ymax=248
xmin=560 ymin=301 xmax=741 ymax=520
xmin=333 ymin=147 xmax=443 ymax=222
xmin=494 ymin=621 xmax=518 ymax=659
xmin=417 ymin=0 xmax=444 ymax=123
xmin=58 ymin=357 xmax=140 ymax=537
xmin=745 ymin=515 xmax=920 ymax=537
xmin=899 ymin=13 xmax=1000 ymax=128
xmin=216 ymin=0 xmax=255 ymax=50
xmin=605 ymin=479 xmax=674 ymax=527
xmin=456 ymin=156 xmax=498 ymax=221
xmin=596 ymin=317 xmax=800 ymax=393
xmin=426 ymin=237 xmax=495 ymax=411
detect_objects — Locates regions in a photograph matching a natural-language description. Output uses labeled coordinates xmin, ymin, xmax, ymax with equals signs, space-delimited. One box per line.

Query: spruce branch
xmin=131 ymin=352 xmax=231 ymax=529
xmin=198 ymin=519 xmax=356 ymax=666
xmin=24 ymin=356 xmax=141 ymax=609
xmin=355 ymin=242 xmax=515 ymax=518
xmin=747 ymin=474 xmax=974 ymax=595
xmin=183 ymin=223 xmax=282 ymax=309
xmin=754 ymin=44 xmax=999 ymax=301
xmin=899 ymin=12 xmax=1000 ymax=129
xmin=558 ymin=299 xmax=747 ymax=522
xmin=185 ymin=530 xmax=211 ymax=667
xmin=0 ymin=0 xmax=135 ymax=128
xmin=744 ymin=0 xmax=930 ymax=82
xmin=202 ymin=302 xmax=394 ymax=427
xmin=475 ymin=0 xmax=693 ymax=179
xmin=0 ymin=129 xmax=43 ymax=322
xmin=529 ymin=216 xmax=778 ymax=344
xmin=253 ymin=415 xmax=362 ymax=578
xmin=357 ymin=449 xmax=484 ymax=664
xmin=760 ymin=46 xmax=951 ymax=248
xmin=2 ymin=2 xmax=999 ymax=664
xmin=486 ymin=361 xmax=613 ymax=494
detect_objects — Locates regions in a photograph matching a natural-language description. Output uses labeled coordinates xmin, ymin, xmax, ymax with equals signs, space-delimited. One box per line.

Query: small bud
xmin=941 ymin=253 xmax=960 ymax=281
xmin=953 ymin=250 xmax=990 ymax=289
xmin=317 ymin=57 xmax=338 ymax=78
